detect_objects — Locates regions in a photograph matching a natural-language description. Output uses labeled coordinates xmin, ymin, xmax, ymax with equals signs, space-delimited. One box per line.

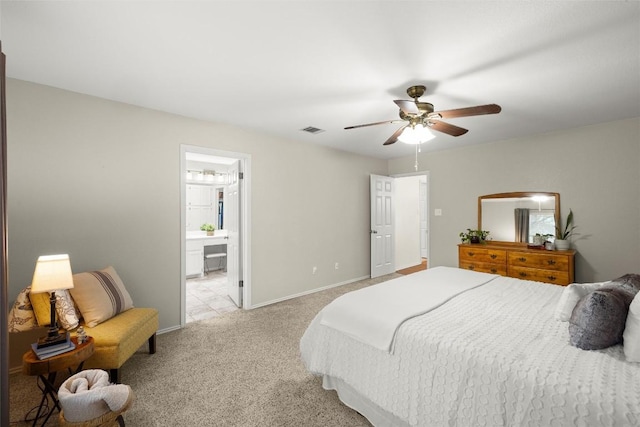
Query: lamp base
xmin=36 ymin=330 xmax=69 ymax=349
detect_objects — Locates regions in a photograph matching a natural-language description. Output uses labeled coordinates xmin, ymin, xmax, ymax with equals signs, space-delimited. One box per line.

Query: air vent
xmin=301 ymin=126 xmax=325 ymax=135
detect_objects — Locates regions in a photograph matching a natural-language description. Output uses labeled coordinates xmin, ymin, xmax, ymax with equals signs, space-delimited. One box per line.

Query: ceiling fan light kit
xmin=398 ymin=124 xmax=435 ymax=145
xmin=345 ymin=84 xmax=501 ymax=147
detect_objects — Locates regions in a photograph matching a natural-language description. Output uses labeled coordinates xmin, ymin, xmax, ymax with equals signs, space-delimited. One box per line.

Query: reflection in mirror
xmin=479 ymin=192 xmax=560 ymax=244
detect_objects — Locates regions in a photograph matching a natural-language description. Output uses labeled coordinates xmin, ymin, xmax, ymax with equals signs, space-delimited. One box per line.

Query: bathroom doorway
xmin=180 ymin=145 xmax=251 ymax=326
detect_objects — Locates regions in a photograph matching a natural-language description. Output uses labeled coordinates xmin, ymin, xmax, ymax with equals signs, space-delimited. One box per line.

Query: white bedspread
xmin=318 ymin=266 xmax=497 ymax=352
xmin=300 ymin=273 xmax=640 ymax=426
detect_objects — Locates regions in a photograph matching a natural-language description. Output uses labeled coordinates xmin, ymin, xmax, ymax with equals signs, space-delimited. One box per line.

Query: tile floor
xmin=186 ymin=270 xmax=239 ymax=323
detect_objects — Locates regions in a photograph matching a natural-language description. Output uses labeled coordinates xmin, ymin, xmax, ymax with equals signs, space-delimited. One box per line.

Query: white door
xmin=370 ymin=174 xmax=395 ymax=278
xmin=225 ymin=161 xmax=242 ymax=307
xmin=419 ymin=179 xmax=428 ymax=259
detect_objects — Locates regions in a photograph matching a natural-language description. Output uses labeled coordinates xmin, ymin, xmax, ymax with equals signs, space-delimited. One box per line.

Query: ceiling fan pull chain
xmin=414 ymin=144 xmax=419 ymax=171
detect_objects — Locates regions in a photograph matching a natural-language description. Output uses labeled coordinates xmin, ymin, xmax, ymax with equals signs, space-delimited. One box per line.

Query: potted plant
xmin=554 ymin=209 xmax=576 ymax=250
xmin=200 ymin=223 xmax=216 ymax=236
xmin=459 ymin=229 xmax=490 ymax=244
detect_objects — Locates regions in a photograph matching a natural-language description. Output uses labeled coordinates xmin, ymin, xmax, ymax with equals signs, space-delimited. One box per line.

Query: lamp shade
xmin=30 ymin=254 xmax=74 ymax=294
xmin=398 ymin=124 xmax=436 ymax=145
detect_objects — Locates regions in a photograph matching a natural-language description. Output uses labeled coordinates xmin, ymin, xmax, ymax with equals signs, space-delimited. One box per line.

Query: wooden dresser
xmin=458 ymin=243 xmax=575 ymax=286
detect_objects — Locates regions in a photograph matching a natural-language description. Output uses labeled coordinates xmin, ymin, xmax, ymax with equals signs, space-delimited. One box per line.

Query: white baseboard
xmin=157 ymin=325 xmax=180 ymax=335
xmin=248 ymin=275 xmax=370 ymax=310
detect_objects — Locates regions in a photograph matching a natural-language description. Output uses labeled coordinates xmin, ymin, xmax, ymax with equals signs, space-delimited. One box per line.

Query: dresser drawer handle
xmin=467 ymin=252 xmax=475 ymax=257
xmin=467 ymin=265 xmax=475 ymax=270
xmin=490 ymin=254 xmax=497 ymax=259
xmin=548 ymin=275 xmax=557 ymax=281
xmin=519 ymin=272 xmax=528 ymax=277
xmin=490 ymin=268 xmax=497 ymax=273
xmin=518 ymin=257 xmax=527 ymax=262
xmin=547 ymin=260 xmax=556 ymax=265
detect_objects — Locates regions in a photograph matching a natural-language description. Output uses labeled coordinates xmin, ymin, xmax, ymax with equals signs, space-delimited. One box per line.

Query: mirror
xmin=478 ymin=192 xmax=560 ymax=244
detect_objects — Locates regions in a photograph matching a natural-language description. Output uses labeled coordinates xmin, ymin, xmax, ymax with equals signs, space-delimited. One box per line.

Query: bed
xmin=300 ymin=266 xmax=640 ymax=426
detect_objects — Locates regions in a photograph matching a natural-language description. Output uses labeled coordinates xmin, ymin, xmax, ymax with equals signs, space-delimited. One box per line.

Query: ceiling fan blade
xmin=344 ymin=119 xmax=401 ymax=130
xmin=433 ymin=104 xmax=501 ymax=119
xmin=429 ymin=120 xmax=469 ymax=137
xmin=394 ymin=100 xmax=420 ymax=114
xmin=383 ymin=125 xmax=407 ymax=145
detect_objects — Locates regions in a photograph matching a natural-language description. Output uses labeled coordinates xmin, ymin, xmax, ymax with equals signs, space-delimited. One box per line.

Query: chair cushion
xmin=79 ymin=307 xmax=158 ymax=370
xmin=205 ymin=253 xmax=226 ymax=258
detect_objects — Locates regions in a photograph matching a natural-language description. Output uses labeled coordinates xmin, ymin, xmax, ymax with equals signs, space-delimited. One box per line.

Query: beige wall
xmin=389 ymin=117 xmax=640 ymax=283
xmin=6 ymin=79 xmax=388 ymax=330
xmin=8 ymin=78 xmax=639 ymax=333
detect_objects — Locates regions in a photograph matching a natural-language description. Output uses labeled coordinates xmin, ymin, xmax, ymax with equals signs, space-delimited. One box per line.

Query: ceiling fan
xmin=345 ymin=85 xmax=501 ymax=146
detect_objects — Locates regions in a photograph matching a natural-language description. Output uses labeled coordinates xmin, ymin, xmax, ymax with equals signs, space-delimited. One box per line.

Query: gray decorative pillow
xmin=568 ymin=288 xmax=630 ymax=350
xmin=609 ymin=273 xmax=640 ymax=298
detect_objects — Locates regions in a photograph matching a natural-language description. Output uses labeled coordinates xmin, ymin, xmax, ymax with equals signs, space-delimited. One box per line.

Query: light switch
xmin=434 ymin=209 xmax=442 ymax=216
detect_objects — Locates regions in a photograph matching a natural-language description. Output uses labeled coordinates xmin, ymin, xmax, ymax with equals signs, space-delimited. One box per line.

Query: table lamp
xmin=30 ymin=254 xmax=74 ymax=348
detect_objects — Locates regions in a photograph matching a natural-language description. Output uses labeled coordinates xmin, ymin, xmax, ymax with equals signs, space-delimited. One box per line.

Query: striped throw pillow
xmin=70 ymin=266 xmax=134 ymax=327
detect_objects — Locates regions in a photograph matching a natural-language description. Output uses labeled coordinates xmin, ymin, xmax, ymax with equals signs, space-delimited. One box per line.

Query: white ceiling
xmin=2 ymin=1 xmax=639 ymax=160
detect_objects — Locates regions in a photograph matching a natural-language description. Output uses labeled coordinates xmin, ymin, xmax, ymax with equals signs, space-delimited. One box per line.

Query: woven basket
xmin=58 ymin=390 xmax=133 ymax=427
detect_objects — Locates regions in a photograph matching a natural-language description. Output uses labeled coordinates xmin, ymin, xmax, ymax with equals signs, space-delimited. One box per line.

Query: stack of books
xmin=31 ymin=333 xmax=75 ymax=360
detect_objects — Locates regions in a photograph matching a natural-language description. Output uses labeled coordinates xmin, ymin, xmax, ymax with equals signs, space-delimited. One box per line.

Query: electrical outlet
xmin=435 ymin=209 xmax=442 ymax=216
xmin=312 ymin=266 xmax=317 ymax=275
xmin=335 ymin=262 xmax=339 ymax=270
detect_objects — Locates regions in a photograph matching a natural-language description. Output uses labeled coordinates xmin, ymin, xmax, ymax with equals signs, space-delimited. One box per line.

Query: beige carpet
xmin=9 ymin=273 xmax=400 ymax=426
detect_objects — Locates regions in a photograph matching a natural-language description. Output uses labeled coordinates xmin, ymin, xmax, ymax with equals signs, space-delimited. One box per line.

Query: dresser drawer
xmin=458 ymin=246 xmax=507 ymax=264
xmin=459 ymin=261 xmax=507 ymax=275
xmin=458 ymin=243 xmax=575 ymax=286
xmin=508 ymin=266 xmax=570 ymax=285
xmin=508 ymin=251 xmax=569 ymax=272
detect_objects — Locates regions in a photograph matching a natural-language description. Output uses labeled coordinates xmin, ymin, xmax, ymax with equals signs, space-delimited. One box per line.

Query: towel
xmin=58 ymin=369 xmax=133 ymax=423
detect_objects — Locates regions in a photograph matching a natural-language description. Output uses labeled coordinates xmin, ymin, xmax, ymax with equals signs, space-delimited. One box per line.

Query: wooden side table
xmin=22 ymin=336 xmax=95 ymax=427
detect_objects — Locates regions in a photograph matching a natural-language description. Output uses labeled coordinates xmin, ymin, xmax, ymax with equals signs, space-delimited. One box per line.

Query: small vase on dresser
xmin=554 ymin=239 xmax=570 ymax=250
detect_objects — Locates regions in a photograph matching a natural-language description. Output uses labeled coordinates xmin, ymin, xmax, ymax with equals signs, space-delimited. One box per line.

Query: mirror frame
xmin=478 ymin=192 xmax=560 ymax=244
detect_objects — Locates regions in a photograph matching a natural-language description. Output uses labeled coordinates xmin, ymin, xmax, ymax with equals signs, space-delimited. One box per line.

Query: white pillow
xmin=623 ymin=294 xmax=640 ymax=362
xmin=70 ymin=266 xmax=134 ymax=327
xmin=554 ymin=282 xmax=609 ymax=321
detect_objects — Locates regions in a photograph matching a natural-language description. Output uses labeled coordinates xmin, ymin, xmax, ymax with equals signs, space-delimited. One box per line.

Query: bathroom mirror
xmin=478 ymin=192 xmax=560 ymax=244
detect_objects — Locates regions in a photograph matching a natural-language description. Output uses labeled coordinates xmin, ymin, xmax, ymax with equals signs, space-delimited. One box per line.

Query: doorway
xmin=370 ymin=173 xmax=429 ymax=278
xmin=180 ymin=145 xmax=251 ymax=326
